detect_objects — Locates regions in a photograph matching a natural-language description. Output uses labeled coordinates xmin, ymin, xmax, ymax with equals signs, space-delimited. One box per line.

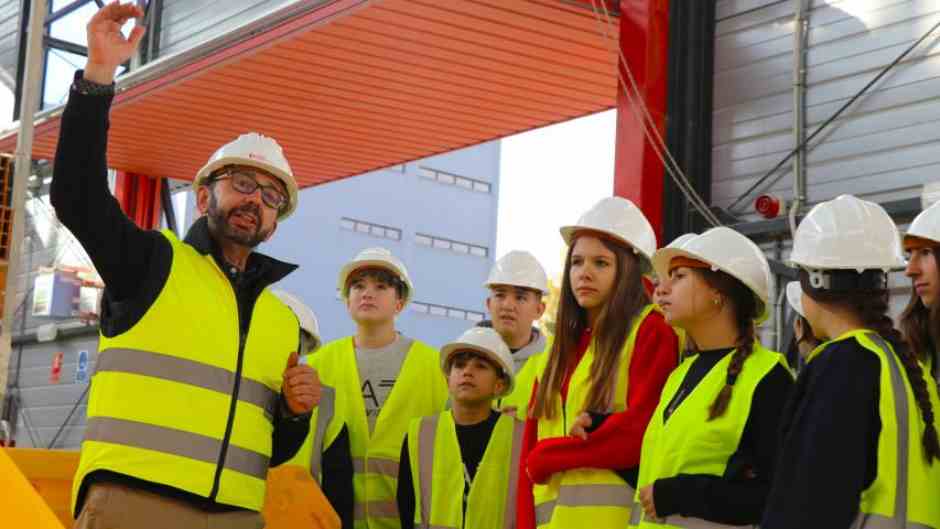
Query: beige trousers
xmin=73 ymin=482 xmax=265 ymax=529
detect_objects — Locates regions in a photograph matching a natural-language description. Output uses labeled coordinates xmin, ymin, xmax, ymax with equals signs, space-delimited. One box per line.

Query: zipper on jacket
xmin=209 ymin=271 xmax=256 ymax=501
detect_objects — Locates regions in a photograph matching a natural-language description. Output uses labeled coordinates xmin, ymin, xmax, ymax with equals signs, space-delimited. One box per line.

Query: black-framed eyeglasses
xmin=213 ymin=168 xmax=288 ymax=212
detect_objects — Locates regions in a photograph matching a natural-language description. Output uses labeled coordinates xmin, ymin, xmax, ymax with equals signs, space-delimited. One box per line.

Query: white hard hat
xmin=484 ymin=250 xmax=549 ymax=294
xmin=651 ymin=227 xmax=773 ymax=323
xmin=790 ymin=195 xmax=906 ymax=272
xmin=905 ymin=200 xmax=940 ymax=246
xmin=440 ymin=327 xmax=515 ymax=397
xmin=665 ymin=233 xmax=697 ymax=249
xmin=194 ymin=132 xmax=299 ymax=220
xmin=786 ymin=281 xmax=805 ymax=318
xmin=271 ymin=289 xmax=321 ymax=351
xmin=560 ymin=197 xmax=657 ymax=263
xmin=337 ymin=247 xmax=414 ymax=307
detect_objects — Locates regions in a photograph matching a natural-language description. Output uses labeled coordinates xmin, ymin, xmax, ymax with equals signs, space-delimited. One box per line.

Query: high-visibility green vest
xmin=631 ymin=341 xmax=788 ymax=529
xmin=73 ymin=229 xmax=298 ymax=513
xmin=406 ymin=411 xmax=524 ymax=529
xmin=499 ymin=332 xmax=552 ymax=420
xmin=293 ymin=336 xmax=449 ymax=529
xmin=811 ymin=331 xmax=940 ymax=529
xmin=533 ymin=305 xmax=669 ymax=529
xmin=285 ymin=382 xmax=342 ymax=485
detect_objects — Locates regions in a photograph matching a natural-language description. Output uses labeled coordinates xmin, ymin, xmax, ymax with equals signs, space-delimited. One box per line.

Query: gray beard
xmin=207 ymin=193 xmax=269 ymax=249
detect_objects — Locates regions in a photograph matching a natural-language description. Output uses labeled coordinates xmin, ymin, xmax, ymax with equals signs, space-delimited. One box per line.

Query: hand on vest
xmin=568 ymin=412 xmax=593 ymax=440
xmin=283 ymin=351 xmax=321 ymax=415
xmin=639 ymin=484 xmax=659 ymax=520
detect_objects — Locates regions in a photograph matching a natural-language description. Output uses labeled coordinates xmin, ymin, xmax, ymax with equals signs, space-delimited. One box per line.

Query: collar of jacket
xmin=183 ymin=215 xmax=298 ymax=285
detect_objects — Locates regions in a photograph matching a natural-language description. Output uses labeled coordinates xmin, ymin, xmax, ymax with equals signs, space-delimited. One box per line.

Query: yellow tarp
xmin=1 ymin=447 xmax=66 ymax=529
xmin=3 ymin=447 xmax=339 ymax=529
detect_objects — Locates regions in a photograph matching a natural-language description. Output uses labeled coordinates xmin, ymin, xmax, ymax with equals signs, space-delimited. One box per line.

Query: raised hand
xmin=84 ymin=1 xmax=146 ymax=84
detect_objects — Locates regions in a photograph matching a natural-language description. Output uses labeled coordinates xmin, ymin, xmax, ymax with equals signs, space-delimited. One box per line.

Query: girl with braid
xmin=902 ymin=200 xmax=940 ymax=388
xmin=763 ymin=195 xmax=940 ymax=529
xmin=630 ymin=227 xmax=793 ymax=528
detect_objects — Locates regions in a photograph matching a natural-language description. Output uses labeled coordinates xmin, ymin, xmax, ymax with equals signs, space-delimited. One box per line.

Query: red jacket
xmin=516 ymin=311 xmax=679 ymax=529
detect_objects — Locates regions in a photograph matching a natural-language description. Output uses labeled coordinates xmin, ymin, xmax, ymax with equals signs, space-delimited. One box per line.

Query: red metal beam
xmin=613 ymin=0 xmax=669 ymax=243
xmin=115 ymin=171 xmax=162 ymax=229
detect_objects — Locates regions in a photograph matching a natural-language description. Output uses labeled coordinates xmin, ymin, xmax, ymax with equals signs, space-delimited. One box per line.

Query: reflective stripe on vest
xmin=84 ymin=416 xmax=268 ymax=479
xmin=72 ymin=229 xmax=298 ymax=514
xmin=629 ymin=507 xmax=750 ymax=529
xmin=632 ymin=342 xmax=787 ymax=529
xmin=411 ymin=412 xmax=523 ymax=529
xmin=95 ymin=348 xmax=278 ymax=421
xmin=533 ymin=306 xmax=664 ymax=529
xmin=309 ymin=386 xmax=337 ymax=483
xmin=302 ymin=335 xmax=449 ymax=529
xmin=536 ymin=483 xmax=636 ymax=526
xmin=851 ymin=515 xmax=934 ymax=529
xmin=855 ymin=334 xmax=934 ymax=529
xmin=808 ymin=331 xmax=940 ymax=529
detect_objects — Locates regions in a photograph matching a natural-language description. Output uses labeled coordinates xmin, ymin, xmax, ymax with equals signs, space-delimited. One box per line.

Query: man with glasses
xmin=50 ymin=4 xmax=319 ymax=529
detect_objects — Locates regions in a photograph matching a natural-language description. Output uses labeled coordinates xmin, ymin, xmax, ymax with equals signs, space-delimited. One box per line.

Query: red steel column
xmin=115 ymin=171 xmax=163 ymax=229
xmin=613 ymin=0 xmax=670 ymax=243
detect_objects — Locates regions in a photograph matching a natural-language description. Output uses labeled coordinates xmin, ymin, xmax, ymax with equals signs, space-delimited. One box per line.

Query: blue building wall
xmin=261 ymin=141 xmax=501 ymax=349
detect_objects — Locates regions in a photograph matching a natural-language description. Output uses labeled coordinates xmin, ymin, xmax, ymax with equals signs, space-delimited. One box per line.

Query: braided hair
xmin=801 ymin=269 xmax=940 ymax=463
xmin=695 ymin=268 xmax=760 ymax=420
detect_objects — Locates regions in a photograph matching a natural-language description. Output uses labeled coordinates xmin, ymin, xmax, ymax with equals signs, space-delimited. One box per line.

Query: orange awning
xmin=0 ymin=0 xmax=619 ymax=189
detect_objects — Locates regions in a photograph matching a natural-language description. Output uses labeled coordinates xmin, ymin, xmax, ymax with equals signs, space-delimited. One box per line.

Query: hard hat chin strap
xmin=804 ymin=268 xmax=886 ymax=292
xmin=808 ymin=269 xmax=830 ymax=290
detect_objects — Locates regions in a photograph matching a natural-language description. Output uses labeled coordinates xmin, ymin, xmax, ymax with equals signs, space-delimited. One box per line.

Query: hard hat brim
xmin=788 ymin=257 xmax=908 ymax=271
xmin=194 ymin=157 xmax=298 ymax=220
xmin=653 ymin=246 xmax=770 ymax=324
xmin=786 ymin=281 xmax=805 ymax=318
xmin=482 ymin=281 xmax=548 ymax=296
xmin=440 ymin=342 xmax=514 ymax=397
xmin=337 ymin=259 xmax=413 ymax=307
xmin=559 ymin=225 xmax=653 ymax=263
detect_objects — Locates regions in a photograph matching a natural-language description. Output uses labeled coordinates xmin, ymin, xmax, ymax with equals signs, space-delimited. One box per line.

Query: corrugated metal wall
xmin=157 ymin=0 xmax=298 ymax=58
xmin=7 ymin=182 xmax=99 ymax=449
xmin=715 ymin=0 xmax=939 ymax=350
xmin=0 ymin=0 xmax=20 ymax=92
xmin=714 ymin=0 xmax=940 ymax=217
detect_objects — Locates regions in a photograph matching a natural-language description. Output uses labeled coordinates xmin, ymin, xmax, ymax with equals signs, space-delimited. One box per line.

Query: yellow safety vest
xmin=407 ymin=411 xmax=524 ymax=529
xmin=533 ymin=304 xmax=666 ymax=529
xmin=73 ymin=229 xmax=298 ymax=513
xmin=632 ymin=341 xmax=789 ymax=529
xmin=294 ymin=336 xmax=449 ymax=529
xmin=809 ymin=331 xmax=940 ymax=529
xmin=499 ymin=332 xmax=552 ymax=420
xmin=285 ymin=381 xmax=343 ymax=485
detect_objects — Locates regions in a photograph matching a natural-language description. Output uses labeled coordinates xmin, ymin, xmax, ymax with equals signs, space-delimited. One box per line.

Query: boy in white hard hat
xmin=479 ymin=250 xmax=551 ymax=418
xmin=289 ymin=247 xmax=448 ymax=529
xmin=397 ymin=327 xmax=525 ymax=529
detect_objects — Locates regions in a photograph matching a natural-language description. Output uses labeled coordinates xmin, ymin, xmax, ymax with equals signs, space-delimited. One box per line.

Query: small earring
xmin=713 ymin=298 xmax=721 ymax=306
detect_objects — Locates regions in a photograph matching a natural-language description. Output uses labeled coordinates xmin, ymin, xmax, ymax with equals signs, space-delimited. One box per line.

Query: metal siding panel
xmin=11 ymin=336 xmax=97 ymax=448
xmin=713 ymin=0 xmax=940 ymax=210
xmin=0 ymin=0 xmax=20 ymax=91
xmin=158 ymin=0 xmax=299 ymax=58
